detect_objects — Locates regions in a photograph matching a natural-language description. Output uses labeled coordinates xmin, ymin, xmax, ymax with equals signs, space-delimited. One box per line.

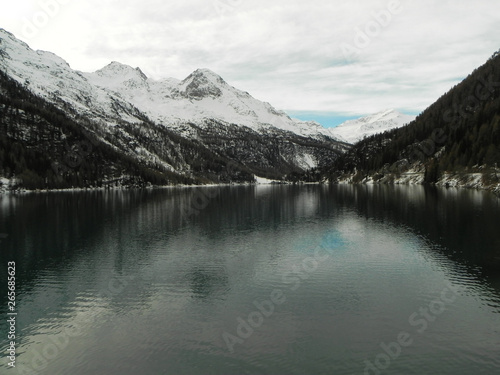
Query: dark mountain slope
xmin=0 ymin=68 xmax=345 ymax=190
xmin=321 ymin=50 xmax=500 ymax=189
xmin=0 ymin=70 xmax=252 ymax=189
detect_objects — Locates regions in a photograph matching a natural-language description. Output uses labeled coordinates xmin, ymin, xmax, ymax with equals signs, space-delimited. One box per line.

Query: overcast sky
xmin=1 ymin=0 xmax=499 ymax=126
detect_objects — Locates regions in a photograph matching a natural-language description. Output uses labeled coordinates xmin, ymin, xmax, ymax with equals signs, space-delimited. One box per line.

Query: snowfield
xmin=330 ymin=109 xmax=416 ymax=144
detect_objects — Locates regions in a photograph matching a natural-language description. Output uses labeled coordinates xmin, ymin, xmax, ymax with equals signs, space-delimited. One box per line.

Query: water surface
xmin=0 ymin=185 xmax=499 ymax=374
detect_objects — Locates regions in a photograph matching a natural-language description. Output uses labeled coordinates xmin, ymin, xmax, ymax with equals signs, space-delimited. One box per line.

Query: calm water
xmin=0 ymin=185 xmax=499 ymax=375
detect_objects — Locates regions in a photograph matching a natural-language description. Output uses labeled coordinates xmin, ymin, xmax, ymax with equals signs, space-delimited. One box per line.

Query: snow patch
xmin=254 ymin=175 xmax=283 ymax=184
xmin=0 ymin=29 xmax=342 ymax=144
xmin=331 ymin=109 xmax=416 ymax=144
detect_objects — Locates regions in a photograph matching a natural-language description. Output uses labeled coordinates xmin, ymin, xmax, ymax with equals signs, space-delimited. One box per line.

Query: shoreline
xmin=1 ymin=179 xmax=499 ymax=196
xmin=0 ymin=180 xmax=303 ymax=195
xmin=335 ymin=171 xmax=500 ymax=196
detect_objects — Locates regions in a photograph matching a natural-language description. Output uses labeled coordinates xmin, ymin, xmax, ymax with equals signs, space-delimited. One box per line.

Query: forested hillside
xmin=320 ymin=50 xmax=500 ymax=189
xmin=0 ymin=69 xmax=251 ymax=190
xmin=0 ymin=28 xmax=349 ymax=191
xmin=0 ymin=68 xmax=342 ymax=190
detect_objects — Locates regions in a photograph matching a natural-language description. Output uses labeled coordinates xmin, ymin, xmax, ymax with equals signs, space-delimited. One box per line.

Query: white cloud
xmin=1 ymin=0 xmax=499 ymax=118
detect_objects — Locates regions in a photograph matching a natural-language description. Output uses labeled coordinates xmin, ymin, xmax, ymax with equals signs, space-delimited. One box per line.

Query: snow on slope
xmin=0 ymin=28 xmax=341 ymax=142
xmin=0 ymin=30 xmax=143 ymax=125
xmin=85 ymin=65 xmax=341 ymax=140
xmin=330 ymin=109 xmax=416 ymax=144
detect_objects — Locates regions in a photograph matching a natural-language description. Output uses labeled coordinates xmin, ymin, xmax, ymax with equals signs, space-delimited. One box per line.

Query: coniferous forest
xmin=1 ymin=45 xmax=499 ymax=191
xmin=314 ymin=50 xmax=500 ymax=188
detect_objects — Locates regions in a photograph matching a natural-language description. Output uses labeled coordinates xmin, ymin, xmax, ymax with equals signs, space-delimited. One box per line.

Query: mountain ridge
xmin=330 ymin=109 xmax=416 ymax=144
xmin=318 ymin=51 xmax=500 ymax=193
xmin=0 ymin=28 xmax=343 ymax=142
xmin=0 ymin=28 xmax=348 ymax=190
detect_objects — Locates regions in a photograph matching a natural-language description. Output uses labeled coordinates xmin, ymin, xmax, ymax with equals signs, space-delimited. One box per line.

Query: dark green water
xmin=0 ymin=185 xmax=499 ymax=375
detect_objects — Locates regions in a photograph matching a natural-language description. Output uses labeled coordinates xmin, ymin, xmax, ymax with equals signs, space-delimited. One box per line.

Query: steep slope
xmin=330 ymin=109 xmax=415 ymax=144
xmin=0 ymin=28 xmax=348 ymax=189
xmin=0 ymin=68 xmax=201 ymax=189
xmin=322 ymin=50 xmax=500 ymax=192
xmin=84 ymin=64 xmax=342 ymax=141
xmin=0 ymin=29 xmax=343 ymax=143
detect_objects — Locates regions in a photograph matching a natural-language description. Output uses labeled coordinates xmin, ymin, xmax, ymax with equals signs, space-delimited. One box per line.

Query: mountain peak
xmin=0 ymin=28 xmax=15 ymax=38
xmin=364 ymin=109 xmax=399 ymax=123
xmin=96 ymin=61 xmax=142 ymax=76
xmin=135 ymin=67 xmax=148 ymax=80
xmin=84 ymin=61 xmax=151 ymax=94
xmin=184 ymin=68 xmax=227 ymax=86
xmin=0 ymin=28 xmax=34 ymax=56
xmin=331 ymin=109 xmax=416 ymax=144
xmin=91 ymin=61 xmax=149 ymax=90
xmin=178 ymin=68 xmax=226 ymax=99
xmin=94 ymin=61 xmax=147 ymax=80
xmin=192 ymin=68 xmax=224 ymax=79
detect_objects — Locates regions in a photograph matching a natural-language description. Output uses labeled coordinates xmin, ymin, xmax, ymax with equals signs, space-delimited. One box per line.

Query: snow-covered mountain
xmin=86 ymin=64 xmax=340 ymax=140
xmin=0 ymin=28 xmax=348 ymax=188
xmin=0 ymin=28 xmax=340 ymax=143
xmin=330 ymin=109 xmax=416 ymax=144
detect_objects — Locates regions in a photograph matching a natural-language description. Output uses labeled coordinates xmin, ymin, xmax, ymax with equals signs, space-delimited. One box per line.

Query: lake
xmin=1 ymin=185 xmax=499 ymax=374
